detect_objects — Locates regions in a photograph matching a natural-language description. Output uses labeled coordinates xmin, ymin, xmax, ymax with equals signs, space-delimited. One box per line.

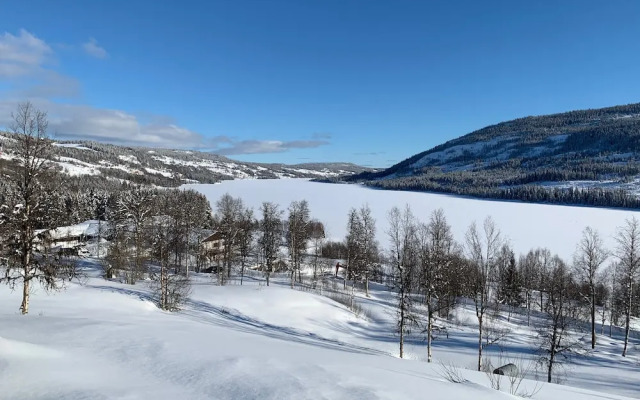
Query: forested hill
xmin=0 ymin=134 xmax=371 ymax=187
xmin=337 ymin=102 xmax=640 ymax=208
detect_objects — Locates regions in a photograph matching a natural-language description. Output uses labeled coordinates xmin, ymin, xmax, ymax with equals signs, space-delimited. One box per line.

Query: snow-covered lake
xmin=184 ymin=179 xmax=640 ymax=261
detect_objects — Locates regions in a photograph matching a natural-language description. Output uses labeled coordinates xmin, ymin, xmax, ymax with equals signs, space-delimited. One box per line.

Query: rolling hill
xmin=344 ymin=102 xmax=640 ymax=208
xmin=0 ymin=134 xmax=372 ymax=187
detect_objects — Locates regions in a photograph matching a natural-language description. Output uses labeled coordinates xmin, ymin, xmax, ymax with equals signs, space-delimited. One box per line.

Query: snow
xmin=54 ymin=156 xmax=101 ymax=176
xmin=410 ymin=136 xmax=516 ymax=169
xmin=408 ymin=134 xmax=571 ymax=172
xmin=53 ymin=143 xmax=95 ymax=151
xmin=44 ymin=220 xmax=102 ymax=241
xmin=184 ymin=179 xmax=639 ymax=261
xmin=152 ymin=155 xmax=251 ymax=178
xmin=98 ymin=159 xmax=142 ymax=174
xmin=144 ymin=167 xmax=173 ymax=177
xmin=118 ymin=154 xmax=140 ymax=164
xmin=1 ymin=270 xmax=637 ymax=400
xmin=1 ymin=180 xmax=639 ymax=399
xmin=548 ymin=134 xmax=569 ymax=144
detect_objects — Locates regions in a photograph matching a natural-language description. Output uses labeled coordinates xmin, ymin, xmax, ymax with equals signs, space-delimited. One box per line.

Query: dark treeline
xmin=365 ymin=175 xmax=640 ymax=209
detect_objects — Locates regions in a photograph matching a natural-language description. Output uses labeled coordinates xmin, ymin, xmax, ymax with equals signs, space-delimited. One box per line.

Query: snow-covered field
xmin=2 ymin=179 xmax=640 ymax=400
xmin=1 ymin=265 xmax=638 ymax=400
xmin=183 ymin=179 xmax=640 ymax=261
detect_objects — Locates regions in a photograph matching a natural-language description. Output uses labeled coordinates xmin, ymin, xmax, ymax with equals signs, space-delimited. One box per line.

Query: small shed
xmin=493 ymin=363 xmax=519 ymax=377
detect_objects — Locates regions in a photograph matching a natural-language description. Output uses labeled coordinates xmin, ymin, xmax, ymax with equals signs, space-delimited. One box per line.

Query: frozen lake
xmin=183 ymin=179 xmax=640 ymax=261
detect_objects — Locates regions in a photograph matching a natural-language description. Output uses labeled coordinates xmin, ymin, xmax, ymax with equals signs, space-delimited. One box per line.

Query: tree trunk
xmin=240 ymin=258 xmax=245 ymax=286
xmin=20 ymin=278 xmax=30 ymax=315
xmin=344 ymin=264 xmax=349 ymax=290
xmin=622 ymin=299 xmax=631 ymax=357
xmin=477 ymin=314 xmax=483 ymax=371
xmin=600 ymin=305 xmax=606 ymax=335
xmin=399 ymin=299 xmax=405 ymax=359
xmin=609 ymin=303 xmax=613 ymax=338
xmin=427 ymin=307 xmax=433 ymax=363
xmin=548 ymin=321 xmax=558 ymax=383
xmin=527 ymin=292 xmax=531 ymax=326
xmin=590 ymin=290 xmax=596 ymax=349
xmin=365 ymin=276 xmax=369 ymax=297
xmin=160 ymin=261 xmax=167 ymax=310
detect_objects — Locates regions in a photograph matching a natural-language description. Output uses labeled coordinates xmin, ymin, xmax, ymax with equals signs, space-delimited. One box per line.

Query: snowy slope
xmin=1 ymin=269 xmax=637 ymax=400
xmin=354 ymin=102 xmax=640 ymax=203
xmin=0 ymin=134 xmax=373 ymax=186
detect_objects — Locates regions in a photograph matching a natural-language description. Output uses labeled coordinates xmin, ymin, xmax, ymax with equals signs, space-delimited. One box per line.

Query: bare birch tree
xmin=465 ymin=216 xmax=503 ymax=371
xmin=417 ymin=208 xmax=456 ymax=363
xmin=287 ymin=200 xmax=311 ymax=287
xmin=572 ymin=226 xmax=608 ymax=349
xmin=214 ymin=193 xmax=243 ymax=285
xmin=614 ymin=217 xmax=640 ymax=357
xmin=259 ymin=202 xmax=282 ymax=286
xmin=0 ymin=102 xmax=77 ymax=314
xmin=537 ymin=255 xmax=583 ymax=383
xmin=388 ymin=205 xmax=418 ymax=358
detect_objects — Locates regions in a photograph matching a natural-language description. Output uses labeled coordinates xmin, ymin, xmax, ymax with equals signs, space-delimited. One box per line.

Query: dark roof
xmin=202 ymin=231 xmax=224 ymax=242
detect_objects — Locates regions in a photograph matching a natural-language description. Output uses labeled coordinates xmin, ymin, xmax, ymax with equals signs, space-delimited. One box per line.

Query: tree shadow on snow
xmin=182 ymin=298 xmax=390 ymax=357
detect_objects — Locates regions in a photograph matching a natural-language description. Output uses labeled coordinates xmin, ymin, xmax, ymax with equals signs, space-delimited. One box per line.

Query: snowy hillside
xmin=0 ymin=133 xmax=371 ymax=187
xmin=345 ymin=102 xmax=640 ymax=208
xmin=2 ymin=179 xmax=640 ymax=399
xmin=1 ymin=268 xmax=637 ymax=400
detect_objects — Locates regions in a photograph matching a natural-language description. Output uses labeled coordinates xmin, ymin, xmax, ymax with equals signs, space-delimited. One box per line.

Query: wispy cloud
xmin=0 ymin=29 xmax=52 ymax=78
xmin=0 ymin=29 xmax=326 ymax=154
xmin=354 ymin=151 xmax=386 ymax=156
xmin=311 ymin=132 xmax=332 ymax=140
xmin=82 ymin=38 xmax=108 ymax=59
xmin=0 ymin=29 xmax=79 ymax=99
xmin=214 ymin=138 xmax=329 ymax=155
xmin=0 ymin=99 xmax=210 ymax=148
xmin=0 ymin=30 xmax=206 ymax=148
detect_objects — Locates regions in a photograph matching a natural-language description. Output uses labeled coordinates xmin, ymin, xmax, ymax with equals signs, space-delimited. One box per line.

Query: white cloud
xmin=48 ymin=103 xmax=205 ymax=148
xmin=215 ymin=139 xmax=329 ymax=155
xmin=0 ymin=29 xmax=78 ymax=99
xmin=0 ymin=97 xmax=331 ymax=152
xmin=0 ymin=99 xmax=208 ymax=148
xmin=82 ymin=38 xmax=108 ymax=59
xmin=0 ymin=29 xmax=52 ymax=78
xmin=0 ymin=29 xmax=329 ymax=154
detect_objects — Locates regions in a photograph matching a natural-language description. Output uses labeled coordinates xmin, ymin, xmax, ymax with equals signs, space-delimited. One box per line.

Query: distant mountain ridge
xmin=0 ymin=134 xmax=372 ymax=187
xmin=346 ymin=102 xmax=640 ymax=208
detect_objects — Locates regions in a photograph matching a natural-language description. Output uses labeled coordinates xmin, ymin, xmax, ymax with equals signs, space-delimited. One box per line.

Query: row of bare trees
xmin=380 ymin=203 xmax=640 ymax=383
xmin=210 ymin=194 xmax=327 ymax=288
xmin=199 ymin=195 xmax=638 ymax=383
xmin=104 ymin=186 xmax=212 ymax=309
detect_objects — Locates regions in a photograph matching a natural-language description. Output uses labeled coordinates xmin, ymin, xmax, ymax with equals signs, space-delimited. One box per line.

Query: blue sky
xmin=1 ymin=1 xmax=640 ymax=167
